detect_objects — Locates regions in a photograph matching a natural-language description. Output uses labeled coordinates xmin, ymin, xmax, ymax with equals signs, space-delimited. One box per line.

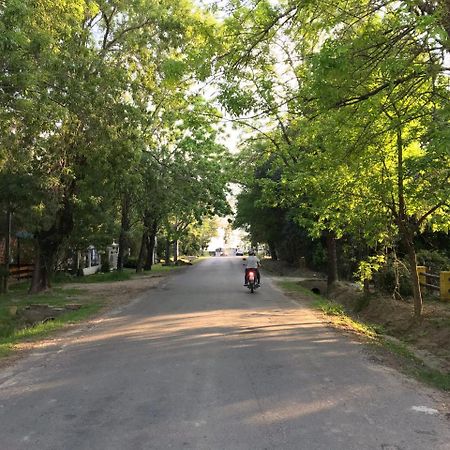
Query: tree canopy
xmin=0 ymin=0 xmax=231 ymax=291
xmin=1 ymin=1 xmax=449 ymax=317
xmin=217 ymin=0 xmax=450 ymax=316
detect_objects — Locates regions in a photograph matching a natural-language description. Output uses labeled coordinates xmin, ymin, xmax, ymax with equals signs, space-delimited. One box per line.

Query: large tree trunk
xmin=30 ymin=197 xmax=74 ymax=293
xmin=402 ymin=226 xmax=423 ymax=318
xmin=144 ymin=220 xmax=158 ymax=271
xmin=173 ymin=240 xmax=178 ymax=263
xmin=268 ymin=241 xmax=278 ymax=261
xmin=30 ymin=232 xmax=62 ymax=293
xmin=30 ymin=245 xmax=43 ymax=292
xmin=30 ymin=242 xmax=51 ymax=293
xmin=164 ymin=238 xmax=171 ymax=265
xmin=326 ymin=230 xmax=339 ymax=292
xmin=136 ymin=229 xmax=148 ymax=273
xmin=117 ymin=194 xmax=131 ymax=271
xmin=394 ymin=121 xmax=422 ymax=317
xmin=1 ymin=209 xmax=11 ymax=293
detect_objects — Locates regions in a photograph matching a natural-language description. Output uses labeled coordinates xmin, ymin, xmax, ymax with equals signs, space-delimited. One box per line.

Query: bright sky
xmin=207 ymin=217 xmax=247 ymax=251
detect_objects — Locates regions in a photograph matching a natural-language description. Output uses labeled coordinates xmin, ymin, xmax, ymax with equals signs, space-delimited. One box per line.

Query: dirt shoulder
xmin=63 ymin=273 xmax=166 ymax=311
xmin=264 ymin=259 xmax=450 ymax=377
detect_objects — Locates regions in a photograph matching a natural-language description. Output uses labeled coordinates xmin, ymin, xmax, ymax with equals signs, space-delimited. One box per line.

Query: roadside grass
xmin=375 ymin=339 xmax=450 ymax=392
xmin=155 ymin=256 xmax=207 ymax=267
xmin=0 ymin=261 xmax=191 ymax=359
xmin=56 ymin=254 xmax=206 ymax=285
xmin=277 ymin=281 xmax=374 ymax=333
xmin=53 ymin=263 xmax=186 ymax=285
xmin=277 ymin=280 xmax=319 ymax=299
xmin=414 ymin=366 xmax=450 ymax=392
xmin=189 ymin=256 xmax=209 ymax=264
xmin=147 ymin=263 xmax=184 ymax=273
xmin=0 ymin=283 xmax=102 ymax=359
xmin=53 ymin=270 xmax=132 ymax=284
xmin=313 ymin=299 xmax=345 ymax=316
xmin=276 ymin=279 xmax=450 ymax=392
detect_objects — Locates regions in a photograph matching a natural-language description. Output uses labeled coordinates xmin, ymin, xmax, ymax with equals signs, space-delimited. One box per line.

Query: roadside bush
xmin=353 ymin=294 xmax=372 ymax=313
xmin=416 ymin=249 xmax=450 ymax=273
xmin=101 ymin=259 xmax=111 ymax=273
xmin=373 ymin=257 xmax=413 ymax=298
xmin=0 ymin=306 xmax=19 ymax=338
xmin=123 ymin=257 xmax=138 ymax=269
xmin=311 ymin=243 xmax=327 ymax=271
xmin=52 ymin=271 xmax=74 ymax=283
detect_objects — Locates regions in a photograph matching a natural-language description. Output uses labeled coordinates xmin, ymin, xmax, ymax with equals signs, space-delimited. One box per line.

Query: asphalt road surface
xmin=0 ymin=257 xmax=449 ymax=450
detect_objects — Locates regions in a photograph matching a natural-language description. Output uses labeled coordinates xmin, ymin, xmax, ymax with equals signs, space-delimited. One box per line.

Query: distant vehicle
xmin=235 ymin=248 xmax=244 ymax=256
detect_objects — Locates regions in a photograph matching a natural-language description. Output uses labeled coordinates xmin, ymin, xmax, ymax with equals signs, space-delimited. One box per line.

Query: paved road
xmin=0 ymin=257 xmax=449 ymax=450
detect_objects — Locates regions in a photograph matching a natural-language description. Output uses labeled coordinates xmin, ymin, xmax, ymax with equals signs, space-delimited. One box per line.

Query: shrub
xmin=101 ymin=259 xmax=111 ymax=273
xmin=52 ymin=271 xmax=74 ymax=283
xmin=123 ymin=257 xmax=138 ymax=269
xmin=313 ymin=299 xmax=345 ymax=316
xmin=311 ymin=244 xmax=326 ymax=270
xmin=416 ymin=249 xmax=450 ymax=273
xmin=372 ymin=257 xmax=413 ymax=298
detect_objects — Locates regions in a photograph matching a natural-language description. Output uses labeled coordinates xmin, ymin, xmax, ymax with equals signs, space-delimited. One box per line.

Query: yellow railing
xmin=417 ymin=266 xmax=450 ymax=301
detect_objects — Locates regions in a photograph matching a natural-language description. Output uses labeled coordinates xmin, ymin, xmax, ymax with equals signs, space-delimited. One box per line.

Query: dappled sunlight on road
xmin=244 ymin=399 xmax=340 ymax=425
xmin=1 ymin=258 xmax=449 ymax=450
xmin=68 ymin=307 xmax=334 ymax=354
xmin=0 ymin=377 xmax=70 ymax=399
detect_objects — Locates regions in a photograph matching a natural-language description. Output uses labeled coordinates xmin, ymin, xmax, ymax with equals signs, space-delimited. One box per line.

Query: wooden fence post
xmin=440 ymin=271 xmax=450 ymax=302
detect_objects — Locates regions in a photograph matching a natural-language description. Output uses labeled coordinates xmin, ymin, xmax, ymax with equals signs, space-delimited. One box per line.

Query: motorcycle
xmin=246 ymin=268 xmax=260 ymax=293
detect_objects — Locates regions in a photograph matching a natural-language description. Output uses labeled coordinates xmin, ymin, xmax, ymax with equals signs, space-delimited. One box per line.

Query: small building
xmin=81 ymin=245 xmax=101 ymax=276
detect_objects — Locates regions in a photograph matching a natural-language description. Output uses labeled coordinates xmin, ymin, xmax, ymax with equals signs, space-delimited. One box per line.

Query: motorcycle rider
xmin=244 ymin=249 xmax=261 ymax=285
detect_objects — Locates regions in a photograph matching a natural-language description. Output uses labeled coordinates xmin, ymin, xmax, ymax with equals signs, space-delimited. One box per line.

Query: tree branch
xmin=334 ymin=72 xmax=423 ymax=107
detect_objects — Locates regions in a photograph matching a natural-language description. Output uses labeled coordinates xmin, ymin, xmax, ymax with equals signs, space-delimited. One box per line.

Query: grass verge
xmin=277 ymin=280 xmax=318 ymax=299
xmin=0 ymin=283 xmax=102 ymax=359
xmin=277 ymin=280 xmax=450 ymax=392
xmin=53 ymin=270 xmax=132 ymax=284
xmin=146 ymin=263 xmax=184 ymax=273
xmin=277 ymin=281 xmax=379 ymax=336
xmin=377 ymin=338 xmax=450 ymax=392
xmin=0 ymin=263 xmax=185 ymax=359
xmin=53 ymin=263 xmax=186 ymax=284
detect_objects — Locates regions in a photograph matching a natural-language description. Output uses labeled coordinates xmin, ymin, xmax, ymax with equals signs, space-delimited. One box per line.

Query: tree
xmin=1 ymin=0 xmax=227 ymax=291
xmin=291 ymin=3 xmax=450 ymax=315
xmin=217 ymin=0 xmax=450 ymax=316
